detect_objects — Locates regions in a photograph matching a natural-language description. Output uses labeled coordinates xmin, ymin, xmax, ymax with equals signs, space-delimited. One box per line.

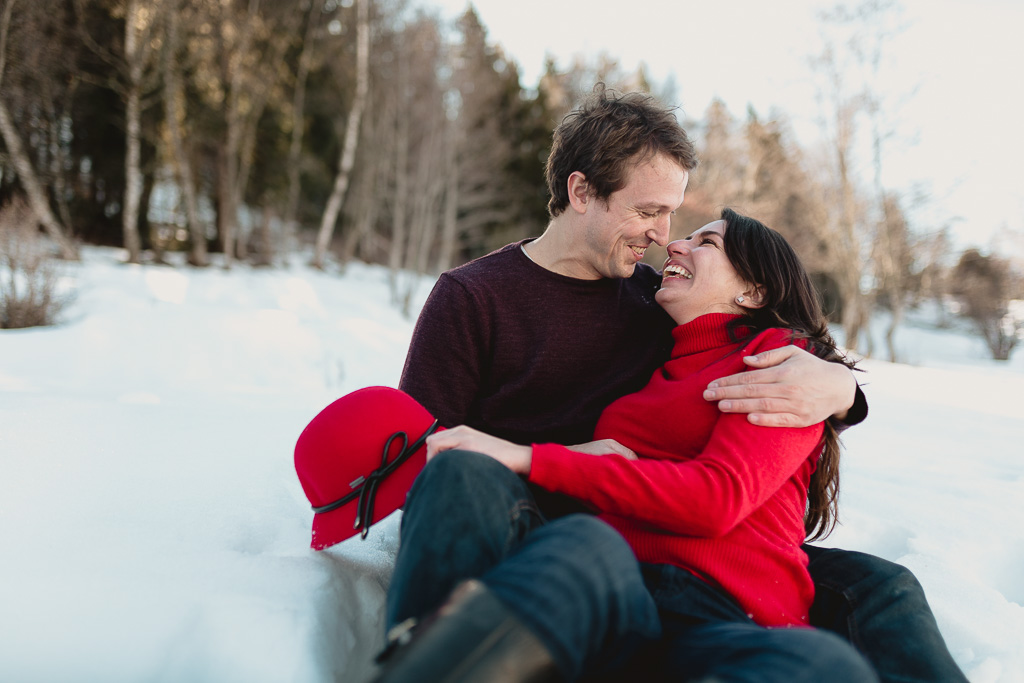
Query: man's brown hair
xmin=545 ymin=85 xmax=698 ymax=217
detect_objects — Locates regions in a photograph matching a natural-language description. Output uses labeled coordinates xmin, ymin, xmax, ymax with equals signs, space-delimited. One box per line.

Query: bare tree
xmin=161 ymin=0 xmax=208 ymax=266
xmin=0 ymin=0 xmax=79 ymax=259
xmin=73 ymin=0 xmax=164 ymax=263
xmin=120 ymin=0 xmax=160 ymax=263
xmin=192 ymin=0 xmax=296 ymax=267
xmin=381 ymin=14 xmax=448 ymax=311
xmin=216 ymin=0 xmax=260 ymax=266
xmin=952 ymin=250 xmax=1021 ymax=361
xmin=810 ymin=0 xmax=916 ymax=355
xmin=871 ymin=194 xmax=913 ymax=360
xmin=283 ymin=0 xmax=326 ymax=255
xmin=312 ymin=0 xmax=369 ymax=269
xmin=811 ymin=7 xmax=873 ymax=353
xmin=861 ymin=0 xmax=914 ymax=360
xmin=0 ymin=197 xmax=74 ymax=328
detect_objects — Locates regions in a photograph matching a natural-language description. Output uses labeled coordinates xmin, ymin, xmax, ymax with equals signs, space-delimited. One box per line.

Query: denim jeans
xmin=386 ymin=450 xmax=660 ymax=679
xmin=599 ymin=562 xmax=878 ymax=683
xmin=805 ymin=545 xmax=968 ymax=682
xmin=387 ymin=449 xmax=966 ymax=682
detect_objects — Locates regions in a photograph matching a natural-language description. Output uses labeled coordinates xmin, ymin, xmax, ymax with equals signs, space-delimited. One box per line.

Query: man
xmin=376 ymin=88 xmax=963 ymax=682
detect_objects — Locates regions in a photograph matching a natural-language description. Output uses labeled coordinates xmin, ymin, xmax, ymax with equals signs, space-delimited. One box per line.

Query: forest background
xmin=1 ymin=0 xmax=1022 ymax=361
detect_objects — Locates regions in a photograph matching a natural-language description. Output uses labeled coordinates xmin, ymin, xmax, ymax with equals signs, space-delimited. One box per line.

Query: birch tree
xmin=0 ymin=0 xmax=79 ymax=259
xmin=380 ymin=15 xmax=448 ymax=310
xmin=161 ymin=0 xmax=207 ymax=266
xmin=119 ymin=0 xmax=160 ymax=263
xmin=283 ymin=0 xmax=325 ymax=254
xmin=861 ymin=0 xmax=913 ymax=361
xmin=311 ymin=0 xmax=369 ymax=270
xmin=74 ymin=0 xmax=163 ymax=263
xmin=811 ymin=16 xmax=872 ymax=352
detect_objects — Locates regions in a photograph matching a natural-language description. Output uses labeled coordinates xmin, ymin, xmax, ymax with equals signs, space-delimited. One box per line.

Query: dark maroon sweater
xmin=399 ymin=240 xmax=675 ymax=446
xmin=400 ymin=239 xmax=866 ymax=449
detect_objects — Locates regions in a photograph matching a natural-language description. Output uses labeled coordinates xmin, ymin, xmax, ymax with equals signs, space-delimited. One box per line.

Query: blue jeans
xmin=387 ymin=450 xmax=660 ymax=679
xmin=805 ymin=545 xmax=967 ymax=682
xmin=388 ymin=450 xmax=965 ymax=681
xmin=596 ymin=562 xmax=877 ymax=683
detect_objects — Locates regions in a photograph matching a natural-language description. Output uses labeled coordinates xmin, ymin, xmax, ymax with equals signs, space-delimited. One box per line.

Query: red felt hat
xmin=294 ymin=386 xmax=441 ymax=550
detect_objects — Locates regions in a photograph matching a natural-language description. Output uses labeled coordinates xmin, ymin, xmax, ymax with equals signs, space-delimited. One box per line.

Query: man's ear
xmin=567 ymin=172 xmax=590 ymax=214
xmin=739 ymin=284 xmax=767 ymax=310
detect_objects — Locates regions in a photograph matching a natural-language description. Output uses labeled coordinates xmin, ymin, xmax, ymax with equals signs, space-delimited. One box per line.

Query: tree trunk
xmin=217 ymin=0 xmax=260 ymax=268
xmin=0 ymin=100 xmax=78 ymax=260
xmin=251 ymin=205 xmax=274 ymax=266
xmin=312 ymin=0 xmax=369 ymax=269
xmin=885 ymin=294 xmax=903 ymax=362
xmin=284 ymin=0 xmax=324 ymax=253
xmin=163 ymin=4 xmax=208 ymax=267
xmin=120 ymin=0 xmax=147 ymax=264
xmin=341 ymin=107 xmax=388 ymax=265
xmin=436 ymin=119 xmax=459 ymax=274
xmin=387 ymin=51 xmax=409 ymax=300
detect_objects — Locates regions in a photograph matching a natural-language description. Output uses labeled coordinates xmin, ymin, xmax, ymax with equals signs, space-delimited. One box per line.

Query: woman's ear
xmin=738 ymin=284 xmax=767 ymax=310
xmin=567 ymin=171 xmax=590 ymax=214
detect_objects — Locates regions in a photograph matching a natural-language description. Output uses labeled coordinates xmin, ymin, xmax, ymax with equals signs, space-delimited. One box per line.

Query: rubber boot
xmin=371 ymin=579 xmax=562 ymax=683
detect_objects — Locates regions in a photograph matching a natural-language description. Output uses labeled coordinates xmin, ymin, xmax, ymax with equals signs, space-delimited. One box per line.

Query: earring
xmin=736 ymin=296 xmax=745 ymax=304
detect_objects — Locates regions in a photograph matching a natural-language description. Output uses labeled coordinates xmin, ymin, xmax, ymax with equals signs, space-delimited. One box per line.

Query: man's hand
xmin=566 ymin=439 xmax=638 ymax=460
xmin=426 ymin=425 xmax=533 ymax=475
xmin=702 ymin=345 xmax=857 ymax=428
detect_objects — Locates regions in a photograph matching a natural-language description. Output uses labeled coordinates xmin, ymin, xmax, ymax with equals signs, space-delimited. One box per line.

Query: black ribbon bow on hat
xmin=311 ymin=419 xmax=441 ymax=539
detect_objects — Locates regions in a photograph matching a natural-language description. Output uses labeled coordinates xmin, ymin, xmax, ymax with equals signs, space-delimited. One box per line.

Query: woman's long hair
xmin=720 ymin=208 xmax=856 ymax=541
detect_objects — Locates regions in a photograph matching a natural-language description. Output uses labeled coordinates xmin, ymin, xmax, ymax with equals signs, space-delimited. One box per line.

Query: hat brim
xmin=310 ymin=447 xmax=427 ymax=550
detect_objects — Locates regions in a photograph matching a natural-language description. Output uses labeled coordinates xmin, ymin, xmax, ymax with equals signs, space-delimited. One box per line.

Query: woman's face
xmin=655 ymin=219 xmax=756 ymax=325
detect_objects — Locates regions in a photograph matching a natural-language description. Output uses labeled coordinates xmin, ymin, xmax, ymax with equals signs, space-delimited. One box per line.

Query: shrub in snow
xmin=0 ymin=198 xmax=75 ymax=329
xmin=951 ymin=249 xmax=1021 ymax=361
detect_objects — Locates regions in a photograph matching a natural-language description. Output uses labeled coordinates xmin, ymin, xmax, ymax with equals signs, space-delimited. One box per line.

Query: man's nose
xmin=648 ymin=214 xmax=672 ymax=247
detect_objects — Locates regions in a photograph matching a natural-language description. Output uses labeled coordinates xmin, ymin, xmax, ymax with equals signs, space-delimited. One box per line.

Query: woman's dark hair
xmin=720 ymin=207 xmax=855 ymax=541
xmin=545 ymin=85 xmax=698 ymax=217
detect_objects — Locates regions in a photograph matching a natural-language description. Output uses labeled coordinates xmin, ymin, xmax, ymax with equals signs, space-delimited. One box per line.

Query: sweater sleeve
xmin=399 ymin=274 xmax=487 ymax=429
xmin=530 ymin=416 xmax=822 ymax=537
xmin=529 ymin=329 xmax=824 ymax=537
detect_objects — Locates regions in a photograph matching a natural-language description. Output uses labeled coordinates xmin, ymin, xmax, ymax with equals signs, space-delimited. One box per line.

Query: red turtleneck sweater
xmin=529 ymin=313 xmax=823 ymax=627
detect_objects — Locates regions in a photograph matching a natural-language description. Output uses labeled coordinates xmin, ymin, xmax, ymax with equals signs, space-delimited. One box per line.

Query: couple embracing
xmin=296 ymin=87 xmax=964 ymax=683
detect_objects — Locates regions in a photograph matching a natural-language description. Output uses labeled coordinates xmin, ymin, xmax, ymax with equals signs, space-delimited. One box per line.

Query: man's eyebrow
xmin=635 ymin=202 xmax=676 ymax=213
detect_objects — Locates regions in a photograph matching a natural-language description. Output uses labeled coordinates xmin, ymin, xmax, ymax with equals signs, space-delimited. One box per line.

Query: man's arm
xmin=399 ymin=274 xmax=487 ymax=428
xmin=702 ymin=345 xmax=866 ymax=428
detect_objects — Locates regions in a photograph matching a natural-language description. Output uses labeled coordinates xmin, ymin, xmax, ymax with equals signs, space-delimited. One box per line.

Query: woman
xmin=424 ymin=208 xmax=876 ymax=681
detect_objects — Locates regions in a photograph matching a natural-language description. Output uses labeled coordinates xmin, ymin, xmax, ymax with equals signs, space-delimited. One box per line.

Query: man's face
xmin=578 ymin=153 xmax=689 ymax=280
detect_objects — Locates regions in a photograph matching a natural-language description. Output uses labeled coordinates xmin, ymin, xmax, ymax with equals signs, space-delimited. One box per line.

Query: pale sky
xmin=419 ymin=0 xmax=1024 ymax=251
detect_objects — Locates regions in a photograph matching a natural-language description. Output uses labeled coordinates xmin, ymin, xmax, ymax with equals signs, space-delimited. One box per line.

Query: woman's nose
xmin=666 ymin=240 xmax=689 ymax=257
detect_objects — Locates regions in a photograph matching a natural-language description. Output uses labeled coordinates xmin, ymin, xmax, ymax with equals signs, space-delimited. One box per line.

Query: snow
xmin=1 ymin=246 xmax=1022 ymax=682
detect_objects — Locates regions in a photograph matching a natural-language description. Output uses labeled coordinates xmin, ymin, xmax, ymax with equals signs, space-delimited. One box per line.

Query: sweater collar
xmin=671 ymin=313 xmax=747 ymax=356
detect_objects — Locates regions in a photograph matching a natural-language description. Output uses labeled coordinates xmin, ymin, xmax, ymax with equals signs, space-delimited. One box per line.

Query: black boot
xmin=371 ymin=579 xmax=563 ymax=683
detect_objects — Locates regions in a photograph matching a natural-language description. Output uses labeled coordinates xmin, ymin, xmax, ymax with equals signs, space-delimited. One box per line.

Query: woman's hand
xmin=565 ymin=439 xmax=638 ymax=460
xmin=425 ymin=425 xmax=533 ymax=475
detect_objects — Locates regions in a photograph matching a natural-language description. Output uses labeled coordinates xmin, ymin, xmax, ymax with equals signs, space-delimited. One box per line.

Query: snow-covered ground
xmin=1 ymin=247 xmax=1022 ymax=682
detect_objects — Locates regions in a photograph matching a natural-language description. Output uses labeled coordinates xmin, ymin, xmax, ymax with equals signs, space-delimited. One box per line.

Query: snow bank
xmin=1 ymin=247 xmax=1022 ymax=682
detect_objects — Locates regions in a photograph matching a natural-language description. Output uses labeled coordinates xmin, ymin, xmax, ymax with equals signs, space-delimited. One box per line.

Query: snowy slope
xmin=1 ymin=247 xmax=1022 ymax=682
